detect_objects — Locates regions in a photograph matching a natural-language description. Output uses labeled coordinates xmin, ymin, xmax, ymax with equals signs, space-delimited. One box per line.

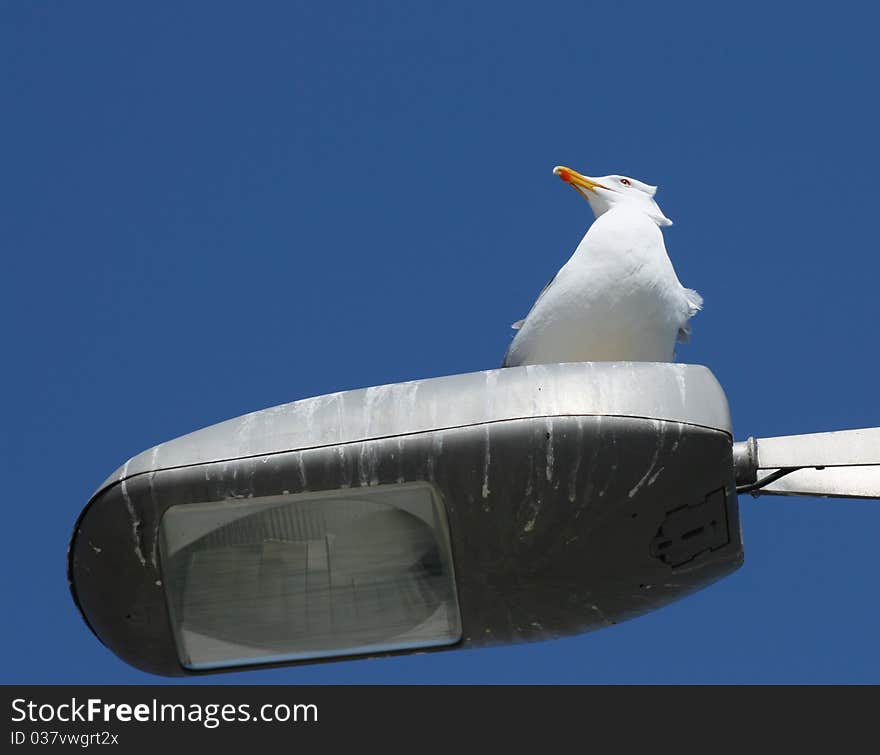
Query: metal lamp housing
xmin=68 ymin=363 xmax=743 ymax=676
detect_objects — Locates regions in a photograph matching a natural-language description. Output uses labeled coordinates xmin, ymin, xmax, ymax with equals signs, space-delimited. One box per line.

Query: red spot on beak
xmin=558 ymin=169 xmax=572 ymax=183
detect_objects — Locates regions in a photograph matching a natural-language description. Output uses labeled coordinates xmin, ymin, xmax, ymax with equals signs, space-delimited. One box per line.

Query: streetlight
xmin=68 ymin=362 xmax=880 ymax=676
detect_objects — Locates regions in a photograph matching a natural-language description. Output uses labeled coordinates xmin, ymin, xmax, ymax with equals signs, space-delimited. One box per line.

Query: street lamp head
xmin=69 ymin=363 xmax=743 ymax=676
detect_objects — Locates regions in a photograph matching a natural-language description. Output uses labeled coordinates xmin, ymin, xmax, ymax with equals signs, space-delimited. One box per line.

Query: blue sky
xmin=4 ymin=1 xmax=880 ymax=683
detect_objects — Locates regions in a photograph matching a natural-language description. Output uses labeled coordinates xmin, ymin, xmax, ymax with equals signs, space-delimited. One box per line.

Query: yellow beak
xmin=553 ymin=165 xmax=609 ymax=200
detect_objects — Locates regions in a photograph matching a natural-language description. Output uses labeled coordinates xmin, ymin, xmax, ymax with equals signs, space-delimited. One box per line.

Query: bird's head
xmin=553 ymin=166 xmax=672 ymax=227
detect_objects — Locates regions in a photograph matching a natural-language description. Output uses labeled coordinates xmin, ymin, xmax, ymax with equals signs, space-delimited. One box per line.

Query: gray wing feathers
xmin=504 ymin=272 xmax=558 ymax=366
xmin=509 ymin=272 xmax=557 ymax=330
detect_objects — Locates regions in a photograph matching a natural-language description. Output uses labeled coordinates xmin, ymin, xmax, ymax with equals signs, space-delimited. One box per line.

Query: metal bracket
xmin=733 ymin=428 xmax=880 ymax=499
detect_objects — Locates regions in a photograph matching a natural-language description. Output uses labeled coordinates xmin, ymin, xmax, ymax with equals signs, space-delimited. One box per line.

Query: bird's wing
xmin=510 ymin=272 xmax=557 ymax=329
xmin=503 ymin=272 xmax=559 ymax=366
xmin=676 ymin=287 xmax=704 ymax=343
xmin=501 ymin=342 xmax=516 ymax=367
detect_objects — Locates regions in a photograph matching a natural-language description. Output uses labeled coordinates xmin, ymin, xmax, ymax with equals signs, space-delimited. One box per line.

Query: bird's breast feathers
xmin=503 ymin=206 xmax=699 ymax=366
xmin=577 ymin=208 xmax=667 ymax=263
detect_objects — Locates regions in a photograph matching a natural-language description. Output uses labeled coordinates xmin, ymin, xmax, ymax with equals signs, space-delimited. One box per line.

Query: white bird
xmin=502 ymin=165 xmax=702 ymax=367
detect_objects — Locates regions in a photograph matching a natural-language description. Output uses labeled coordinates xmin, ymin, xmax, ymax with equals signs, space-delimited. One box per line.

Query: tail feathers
xmin=678 ymin=288 xmax=704 ymax=344
xmin=684 ymin=287 xmax=703 ymax=316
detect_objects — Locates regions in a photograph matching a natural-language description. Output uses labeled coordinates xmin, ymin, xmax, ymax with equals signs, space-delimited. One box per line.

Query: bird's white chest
xmin=512 ymin=210 xmax=685 ymax=363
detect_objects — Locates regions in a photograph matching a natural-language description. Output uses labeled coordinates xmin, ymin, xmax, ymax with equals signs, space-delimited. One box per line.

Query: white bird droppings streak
xmin=362 ymin=385 xmax=386 ymax=437
xmin=296 ymin=452 xmax=307 ymax=489
xmin=647 ymin=467 xmax=665 ymax=487
xmin=427 ymin=433 xmax=443 ymax=482
xmin=568 ymin=416 xmax=584 ymax=503
xmin=597 ymin=416 xmax=618 ymax=499
xmin=481 ymin=425 xmax=491 ymax=499
xmin=338 ymin=446 xmax=351 ymax=488
xmin=675 ymin=367 xmax=688 ymax=408
xmin=402 ymin=381 xmax=419 ymax=425
xmin=358 ymin=442 xmax=369 ymax=487
xmin=149 ymin=472 xmax=161 ymax=567
xmin=369 ymin=443 xmax=379 ymax=486
xmin=524 ymin=451 xmax=534 ymax=499
xmin=590 ymin=603 xmax=612 ymax=626
xmin=483 ymin=369 xmax=498 ymax=416
xmin=671 ymin=421 xmax=683 ymax=454
xmin=628 ymin=420 xmax=664 ymax=499
xmin=356 ymin=441 xmax=380 ymax=487
xmin=237 ymin=411 xmax=257 ymax=451
xmin=119 ymin=461 xmax=146 ymax=567
xmin=338 ymin=392 xmax=347 ymax=441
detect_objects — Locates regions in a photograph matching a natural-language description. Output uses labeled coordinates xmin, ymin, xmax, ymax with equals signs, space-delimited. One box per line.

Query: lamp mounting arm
xmin=733 ymin=428 xmax=880 ymax=499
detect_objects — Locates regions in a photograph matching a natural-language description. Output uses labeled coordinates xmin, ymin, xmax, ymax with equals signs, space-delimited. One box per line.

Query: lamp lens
xmin=159 ymin=483 xmax=461 ymax=670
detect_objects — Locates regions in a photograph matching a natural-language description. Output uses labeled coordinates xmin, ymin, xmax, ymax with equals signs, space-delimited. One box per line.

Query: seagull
xmin=502 ymin=165 xmax=702 ymax=367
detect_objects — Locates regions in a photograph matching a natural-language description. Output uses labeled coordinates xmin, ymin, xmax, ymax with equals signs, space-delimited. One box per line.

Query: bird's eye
xmin=620 ymin=178 xmax=631 ymax=186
